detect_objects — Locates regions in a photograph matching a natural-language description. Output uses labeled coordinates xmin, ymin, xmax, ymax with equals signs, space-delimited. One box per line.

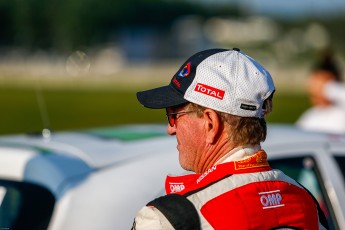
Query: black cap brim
xmin=136 ymin=85 xmax=189 ymax=109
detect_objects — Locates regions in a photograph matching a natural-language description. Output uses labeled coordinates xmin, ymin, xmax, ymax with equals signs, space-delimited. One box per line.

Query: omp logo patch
xmin=194 ymin=83 xmax=225 ymax=99
xmin=259 ymin=190 xmax=285 ymax=209
xmin=169 ymin=182 xmax=185 ymax=193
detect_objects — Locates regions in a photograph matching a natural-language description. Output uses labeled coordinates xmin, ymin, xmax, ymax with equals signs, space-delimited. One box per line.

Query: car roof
xmin=1 ymin=123 xmax=345 ymax=171
xmin=0 ymin=124 xmax=169 ymax=168
xmin=0 ymin=124 xmax=177 ymax=197
xmin=264 ymin=124 xmax=345 ymax=158
xmin=1 ymin=124 xmax=344 ymax=195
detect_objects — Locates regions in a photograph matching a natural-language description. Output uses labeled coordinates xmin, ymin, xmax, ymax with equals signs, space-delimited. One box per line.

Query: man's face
xmin=307 ymin=70 xmax=336 ymax=107
xmin=166 ymin=105 xmax=206 ymax=172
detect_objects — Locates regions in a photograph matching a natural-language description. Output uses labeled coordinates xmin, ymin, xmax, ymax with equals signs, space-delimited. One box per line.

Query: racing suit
xmin=132 ymin=146 xmax=329 ymax=229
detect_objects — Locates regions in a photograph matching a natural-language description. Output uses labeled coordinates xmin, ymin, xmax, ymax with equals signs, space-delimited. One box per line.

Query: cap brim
xmin=136 ymin=85 xmax=189 ymax=109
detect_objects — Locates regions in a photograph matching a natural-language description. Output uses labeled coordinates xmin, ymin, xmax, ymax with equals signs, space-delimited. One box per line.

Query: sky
xmin=245 ymin=0 xmax=345 ymax=20
xmin=190 ymin=0 xmax=345 ymax=20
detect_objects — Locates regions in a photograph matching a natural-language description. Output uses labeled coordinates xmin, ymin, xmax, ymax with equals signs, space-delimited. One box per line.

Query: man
xmin=133 ymin=48 xmax=329 ymax=229
xmin=296 ymin=50 xmax=345 ymax=134
xmin=309 ymin=49 xmax=345 ymax=106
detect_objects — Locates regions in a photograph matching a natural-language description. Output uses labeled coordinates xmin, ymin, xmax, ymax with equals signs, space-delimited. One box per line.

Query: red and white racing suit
xmin=133 ymin=146 xmax=329 ymax=229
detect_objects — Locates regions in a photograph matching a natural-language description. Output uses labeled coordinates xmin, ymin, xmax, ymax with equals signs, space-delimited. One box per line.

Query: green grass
xmin=0 ymin=86 xmax=311 ymax=135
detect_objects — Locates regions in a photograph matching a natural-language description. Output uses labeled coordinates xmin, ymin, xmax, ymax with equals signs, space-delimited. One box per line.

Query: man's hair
xmin=313 ymin=49 xmax=342 ymax=82
xmin=188 ymin=93 xmax=274 ymax=146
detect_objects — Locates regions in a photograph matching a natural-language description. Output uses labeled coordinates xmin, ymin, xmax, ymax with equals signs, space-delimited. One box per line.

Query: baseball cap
xmin=136 ymin=48 xmax=275 ymax=118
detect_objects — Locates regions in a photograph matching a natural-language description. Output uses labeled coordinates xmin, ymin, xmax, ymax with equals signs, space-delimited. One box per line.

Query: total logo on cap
xmin=194 ymin=83 xmax=225 ymax=100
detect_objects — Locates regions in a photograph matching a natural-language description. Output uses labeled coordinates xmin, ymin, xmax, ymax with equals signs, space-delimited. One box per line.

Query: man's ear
xmin=203 ymin=109 xmax=221 ymax=144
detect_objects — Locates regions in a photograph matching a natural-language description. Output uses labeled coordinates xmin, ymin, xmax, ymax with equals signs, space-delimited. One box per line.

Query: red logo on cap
xmin=172 ymin=62 xmax=191 ymax=88
xmin=172 ymin=77 xmax=181 ymax=87
xmin=178 ymin=62 xmax=191 ymax=77
xmin=194 ymin=83 xmax=225 ymax=100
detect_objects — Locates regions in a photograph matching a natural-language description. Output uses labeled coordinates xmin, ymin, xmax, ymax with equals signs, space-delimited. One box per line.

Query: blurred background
xmin=1 ymin=0 xmax=345 ymax=135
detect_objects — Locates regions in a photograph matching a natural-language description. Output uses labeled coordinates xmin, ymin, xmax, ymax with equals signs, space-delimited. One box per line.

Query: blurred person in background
xmin=296 ymin=49 xmax=345 ymax=134
xmin=132 ymin=48 xmax=329 ymax=229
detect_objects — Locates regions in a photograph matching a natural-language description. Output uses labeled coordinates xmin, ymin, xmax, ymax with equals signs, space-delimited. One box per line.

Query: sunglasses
xmin=166 ymin=110 xmax=195 ymax=127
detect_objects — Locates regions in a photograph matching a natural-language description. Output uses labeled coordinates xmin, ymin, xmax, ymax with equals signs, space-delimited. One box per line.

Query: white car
xmin=0 ymin=124 xmax=344 ymax=230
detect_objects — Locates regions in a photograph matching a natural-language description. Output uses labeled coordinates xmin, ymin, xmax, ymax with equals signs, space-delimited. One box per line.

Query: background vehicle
xmin=0 ymin=124 xmax=344 ymax=229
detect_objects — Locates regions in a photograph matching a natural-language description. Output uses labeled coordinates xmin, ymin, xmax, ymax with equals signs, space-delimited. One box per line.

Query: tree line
xmin=0 ymin=0 xmax=240 ymax=53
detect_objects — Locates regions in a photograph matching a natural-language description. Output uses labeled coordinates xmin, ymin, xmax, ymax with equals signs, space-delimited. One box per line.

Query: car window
xmin=269 ymin=156 xmax=336 ymax=230
xmin=0 ymin=180 xmax=55 ymax=230
xmin=334 ymin=155 xmax=345 ymax=183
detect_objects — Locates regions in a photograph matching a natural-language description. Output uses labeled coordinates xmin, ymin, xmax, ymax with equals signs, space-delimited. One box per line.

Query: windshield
xmin=334 ymin=155 xmax=345 ymax=183
xmin=0 ymin=180 xmax=55 ymax=230
xmin=269 ymin=156 xmax=337 ymax=230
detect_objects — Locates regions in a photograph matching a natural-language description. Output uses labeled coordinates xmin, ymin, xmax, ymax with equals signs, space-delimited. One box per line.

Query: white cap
xmin=137 ymin=48 xmax=275 ymax=118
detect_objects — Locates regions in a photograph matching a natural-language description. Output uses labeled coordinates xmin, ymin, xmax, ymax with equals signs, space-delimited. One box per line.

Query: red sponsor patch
xmin=172 ymin=76 xmax=181 ymax=87
xmin=194 ymin=83 xmax=225 ymax=99
xmin=234 ymin=150 xmax=269 ymax=170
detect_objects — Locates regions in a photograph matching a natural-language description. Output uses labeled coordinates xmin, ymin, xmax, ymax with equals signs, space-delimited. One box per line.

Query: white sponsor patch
xmin=169 ymin=182 xmax=185 ymax=193
xmin=196 ymin=165 xmax=217 ymax=184
xmin=259 ymin=190 xmax=285 ymax=209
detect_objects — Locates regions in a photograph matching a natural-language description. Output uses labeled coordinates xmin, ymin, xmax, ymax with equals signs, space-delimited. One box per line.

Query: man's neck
xmin=215 ymin=145 xmax=261 ymax=164
xmin=197 ymin=142 xmax=261 ymax=173
xmin=195 ymin=136 xmax=236 ymax=173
